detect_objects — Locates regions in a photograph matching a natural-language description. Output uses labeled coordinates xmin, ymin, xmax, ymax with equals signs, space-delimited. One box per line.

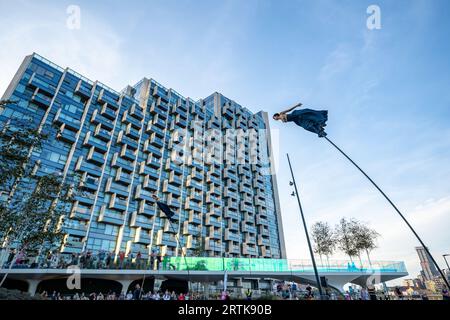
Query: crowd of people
xmin=39 ymin=287 xmax=213 ymax=301
xmin=2 ymin=249 xmax=166 ymax=270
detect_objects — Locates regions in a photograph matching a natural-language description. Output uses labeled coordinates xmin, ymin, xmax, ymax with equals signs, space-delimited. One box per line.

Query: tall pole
xmin=167 ymin=219 xmax=192 ymax=293
xmin=324 ymin=136 xmax=450 ymax=290
xmin=286 ymin=153 xmax=323 ymax=297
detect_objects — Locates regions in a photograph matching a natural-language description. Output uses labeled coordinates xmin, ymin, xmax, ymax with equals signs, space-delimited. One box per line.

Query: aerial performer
xmin=272 ymin=102 xmax=328 ymax=137
xmin=274 ymin=101 xmax=449 ymax=290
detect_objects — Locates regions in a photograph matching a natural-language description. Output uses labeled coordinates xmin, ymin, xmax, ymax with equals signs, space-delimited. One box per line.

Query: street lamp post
xmin=286 ymin=153 xmax=323 ymax=298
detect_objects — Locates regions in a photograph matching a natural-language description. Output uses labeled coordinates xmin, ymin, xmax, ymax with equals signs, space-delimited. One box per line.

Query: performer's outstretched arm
xmin=279 ymin=102 xmax=302 ymax=115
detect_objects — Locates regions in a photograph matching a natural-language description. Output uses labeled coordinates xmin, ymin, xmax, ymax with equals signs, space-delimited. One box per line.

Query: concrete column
xmin=117 ymin=280 xmax=133 ymax=294
xmin=27 ymin=279 xmax=40 ymax=297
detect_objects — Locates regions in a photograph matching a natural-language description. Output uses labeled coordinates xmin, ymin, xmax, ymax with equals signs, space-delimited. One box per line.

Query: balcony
xmin=190 ymin=169 xmax=203 ymax=182
xmin=56 ymin=128 xmax=77 ymax=144
xmin=245 ymin=234 xmax=257 ymax=245
xmin=133 ymin=227 xmax=152 ymax=245
xmin=152 ymin=115 xmax=166 ymax=129
xmin=146 ymin=155 xmax=161 ymax=169
xmin=74 ymin=156 xmax=102 ymax=177
xmin=142 ymin=175 xmax=159 ymax=191
xmin=167 ymin=194 xmax=181 ymax=208
xmin=242 ymin=194 xmax=253 ymax=205
xmin=242 ymin=244 xmax=258 ymax=256
xmin=240 ymin=202 xmax=254 ymax=214
xmin=143 ymin=139 xmax=162 ymax=158
xmin=241 ymin=222 xmax=257 ymax=234
xmin=183 ymin=221 xmax=201 ymax=236
xmin=108 ymin=194 xmax=128 ymax=211
xmin=114 ymin=168 xmax=132 ymax=185
xmin=80 ymin=172 xmax=99 ymax=191
xmin=139 ymin=162 xmax=159 ymax=180
xmin=205 ymin=214 xmax=222 ymax=228
xmin=129 ymin=103 xmax=144 ymax=121
xmin=256 ymin=206 xmax=268 ymax=218
xmin=186 ymin=177 xmax=203 ymax=191
xmin=205 ymin=240 xmax=222 ymax=252
xmin=187 ymin=191 xmax=202 ymax=203
xmin=97 ymin=88 xmax=119 ymax=110
xmin=156 ymin=230 xmax=177 ymax=247
xmin=31 ymin=88 xmax=52 ymax=108
xmin=259 ymin=227 xmax=270 ymax=237
xmin=162 ymin=180 xmax=181 ymax=196
xmin=134 ymin=184 xmax=154 ymax=202
xmin=124 ymin=123 xmax=141 ymax=140
xmin=91 ymin=109 xmax=114 ymax=131
xmin=120 ymin=145 xmax=137 ymax=161
xmin=254 ymin=198 xmax=266 ymax=207
xmin=150 ymin=101 xmax=167 ymax=116
xmin=86 ymin=147 xmax=106 ymax=166
xmin=98 ymin=205 xmax=125 ymax=226
xmin=223 ymin=171 xmax=238 ymax=182
xmin=137 ymin=200 xmax=156 ymax=217
xmin=84 ymin=132 xmax=108 ymax=153
xmin=188 ymin=211 xmax=202 ymax=224
xmin=224 ymin=210 xmax=239 ymax=220
xmin=112 ymin=152 xmax=134 ymax=172
xmin=150 ymin=133 xmax=164 ymax=148
xmin=100 ymin=103 xmax=117 ymax=120
xmin=63 ymin=221 xmax=88 ymax=237
xmin=75 ymin=79 xmax=92 ymax=100
xmin=227 ymin=221 xmax=240 ymax=231
xmin=206 ymin=172 xmax=221 ymax=186
xmin=163 ymin=220 xmax=179 ymax=233
xmin=53 ymin=110 xmax=81 ymax=131
xmin=94 ymin=124 xmax=112 ymax=142
xmin=223 ymin=189 xmax=238 ymax=199
xmin=205 ymin=193 xmax=222 ymax=206
xmin=130 ymin=212 xmax=153 ymax=229
xmin=256 ymin=215 xmax=269 ymax=226
xmin=208 ymin=229 xmax=221 ymax=240
xmin=152 ymin=85 xmax=169 ymax=101
xmin=69 ymin=201 xmax=91 ymax=220
xmin=225 ymin=199 xmax=238 ymax=211
xmin=222 ymin=105 xmax=234 ymax=120
xmin=257 ymin=235 xmax=271 ymax=246
xmin=207 ymin=207 xmax=222 ymax=217
xmin=27 ymin=72 xmax=57 ymax=96
xmin=174 ymin=114 xmax=187 ymax=128
xmin=229 ymin=245 xmax=241 ymax=255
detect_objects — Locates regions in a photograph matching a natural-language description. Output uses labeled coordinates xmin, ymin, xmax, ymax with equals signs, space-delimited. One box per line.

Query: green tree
xmin=311 ymin=221 xmax=336 ymax=266
xmin=352 ymin=222 xmax=380 ymax=268
xmin=335 ymin=218 xmax=359 ymax=262
xmin=0 ymin=100 xmax=79 ymax=287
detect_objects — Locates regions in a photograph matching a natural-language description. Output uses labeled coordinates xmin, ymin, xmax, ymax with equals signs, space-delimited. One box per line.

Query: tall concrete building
xmin=0 ymin=53 xmax=286 ymax=261
xmin=415 ymin=246 xmax=439 ymax=281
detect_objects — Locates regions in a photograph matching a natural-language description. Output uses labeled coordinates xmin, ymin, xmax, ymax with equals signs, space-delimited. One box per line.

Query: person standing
xmin=245 ymin=288 xmax=252 ymax=300
xmin=118 ymin=251 xmax=125 ymax=269
xmin=136 ymin=251 xmax=142 ymax=269
xmin=133 ymin=284 xmax=142 ymax=300
xmin=163 ymin=290 xmax=171 ymax=300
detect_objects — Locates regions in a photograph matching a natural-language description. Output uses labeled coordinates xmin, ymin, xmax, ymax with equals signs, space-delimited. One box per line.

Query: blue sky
xmin=1 ymin=0 xmax=449 ymax=284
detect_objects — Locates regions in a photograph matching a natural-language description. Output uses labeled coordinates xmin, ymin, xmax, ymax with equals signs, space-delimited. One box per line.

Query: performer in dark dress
xmin=273 ymin=103 xmax=328 ymax=137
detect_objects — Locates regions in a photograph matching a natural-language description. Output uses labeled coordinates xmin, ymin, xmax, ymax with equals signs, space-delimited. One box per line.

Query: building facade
xmin=0 ymin=53 xmax=286 ymax=261
xmin=415 ymin=246 xmax=440 ymax=281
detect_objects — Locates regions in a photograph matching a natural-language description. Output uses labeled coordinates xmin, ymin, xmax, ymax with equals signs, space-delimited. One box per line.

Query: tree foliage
xmin=311 ymin=221 xmax=335 ymax=261
xmin=334 ymin=218 xmax=359 ymax=260
xmin=0 ymin=99 xmax=79 ymax=254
